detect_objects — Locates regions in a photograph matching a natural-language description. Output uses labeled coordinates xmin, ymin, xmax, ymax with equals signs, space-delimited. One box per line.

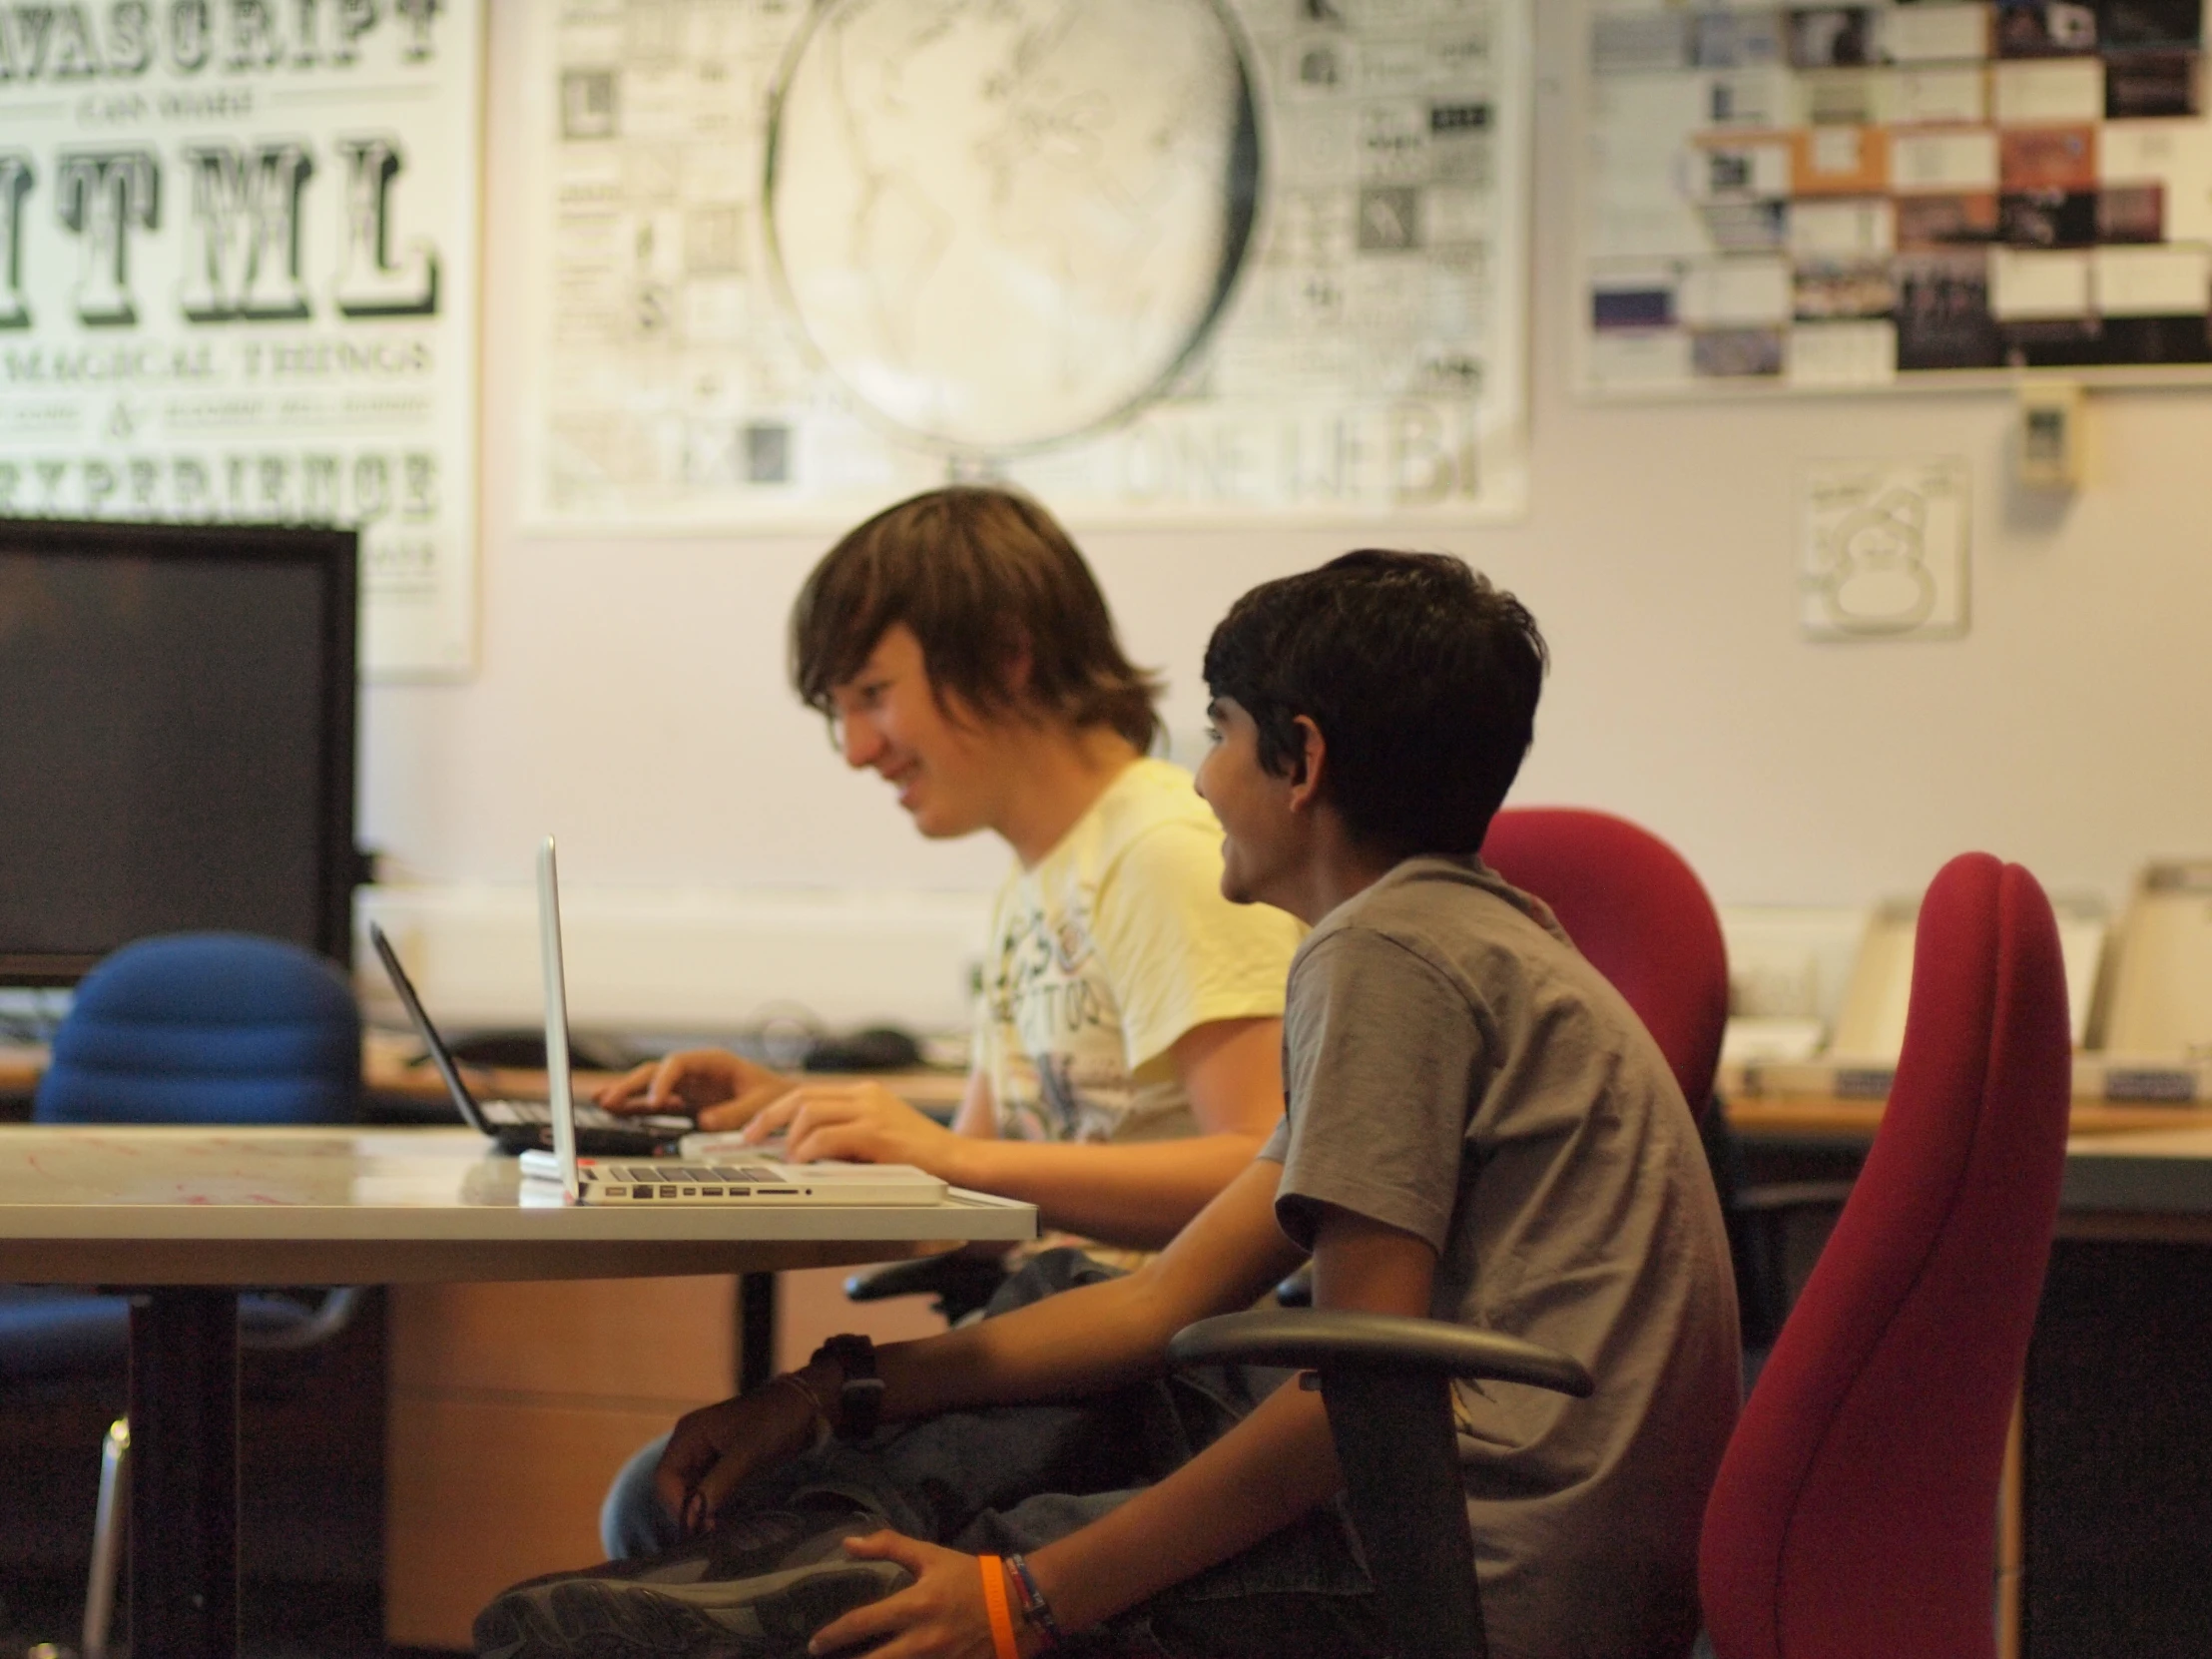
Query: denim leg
xmin=603 ymin=1242 xmax=1329 ymax=1647
xmin=600 ymin=1431 xmax=683 ymax=1559
xmin=603 ymin=1250 xmax=1156 ymax=1558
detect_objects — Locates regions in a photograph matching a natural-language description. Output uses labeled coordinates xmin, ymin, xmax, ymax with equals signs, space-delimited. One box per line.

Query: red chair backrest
xmin=1481 ymin=808 xmax=1730 ymax=1117
xmin=1698 ymin=853 xmax=2072 ymax=1659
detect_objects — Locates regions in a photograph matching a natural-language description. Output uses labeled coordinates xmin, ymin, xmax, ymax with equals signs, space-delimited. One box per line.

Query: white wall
xmin=358 ymin=2 xmax=2212 ymax=925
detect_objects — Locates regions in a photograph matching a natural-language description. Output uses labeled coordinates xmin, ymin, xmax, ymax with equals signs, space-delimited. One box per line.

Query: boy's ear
xmin=1286 ymin=716 xmax=1328 ymax=812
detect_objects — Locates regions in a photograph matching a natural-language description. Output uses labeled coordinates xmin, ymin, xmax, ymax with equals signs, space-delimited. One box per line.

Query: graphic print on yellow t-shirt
xmin=977 ymin=758 xmax=1303 ymax=1148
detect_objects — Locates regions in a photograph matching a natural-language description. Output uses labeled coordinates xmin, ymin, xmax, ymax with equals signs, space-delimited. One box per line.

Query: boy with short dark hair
xmin=480 ymin=551 xmax=1739 ymax=1659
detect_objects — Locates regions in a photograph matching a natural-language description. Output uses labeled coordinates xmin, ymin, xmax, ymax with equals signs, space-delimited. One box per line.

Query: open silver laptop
xmin=370 ymin=920 xmax=691 ymax=1156
xmin=530 ymin=834 xmax=948 ymax=1207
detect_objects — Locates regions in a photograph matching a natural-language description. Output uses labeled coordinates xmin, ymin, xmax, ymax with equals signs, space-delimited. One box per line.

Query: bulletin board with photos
xmin=1576 ymin=0 xmax=2212 ymax=396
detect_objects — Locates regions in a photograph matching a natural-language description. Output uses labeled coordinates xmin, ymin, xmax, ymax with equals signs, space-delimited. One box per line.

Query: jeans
xmin=602 ymin=1248 xmax=1391 ymax=1659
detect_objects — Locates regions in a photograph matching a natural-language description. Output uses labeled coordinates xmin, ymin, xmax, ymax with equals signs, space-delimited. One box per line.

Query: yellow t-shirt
xmin=976 ymin=757 xmax=1302 ymax=1147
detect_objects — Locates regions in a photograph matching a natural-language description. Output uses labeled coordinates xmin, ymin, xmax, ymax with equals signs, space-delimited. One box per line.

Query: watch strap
xmin=813 ymin=1333 xmax=884 ymax=1440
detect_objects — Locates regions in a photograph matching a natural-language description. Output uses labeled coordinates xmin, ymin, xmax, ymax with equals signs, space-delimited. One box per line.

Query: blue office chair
xmin=2 ymin=931 xmax=362 ymax=1658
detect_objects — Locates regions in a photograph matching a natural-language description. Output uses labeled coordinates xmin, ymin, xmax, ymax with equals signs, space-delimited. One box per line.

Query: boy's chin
xmin=907 ymin=805 xmax=984 ymax=840
xmin=1217 ymin=856 xmax=1261 ymax=906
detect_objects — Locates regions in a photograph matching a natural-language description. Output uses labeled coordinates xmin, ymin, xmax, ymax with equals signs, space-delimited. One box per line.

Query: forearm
xmin=1029 ymin=1382 xmax=1343 ymax=1634
xmin=943 ymin=1132 xmax=1267 ymax=1249
xmin=871 ymin=1265 xmax=1184 ymax=1421
xmin=867 ymin=1162 xmax=1300 ymax=1421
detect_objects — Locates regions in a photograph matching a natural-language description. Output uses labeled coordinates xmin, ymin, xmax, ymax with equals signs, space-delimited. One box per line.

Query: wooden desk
xmin=1726 ymin=1092 xmax=2212 ymax=1146
xmin=0 ymin=1126 xmax=1032 ymax=1659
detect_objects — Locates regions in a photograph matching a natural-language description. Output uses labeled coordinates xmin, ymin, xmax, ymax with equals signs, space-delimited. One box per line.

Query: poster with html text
xmin=0 ymin=0 xmax=483 ymax=677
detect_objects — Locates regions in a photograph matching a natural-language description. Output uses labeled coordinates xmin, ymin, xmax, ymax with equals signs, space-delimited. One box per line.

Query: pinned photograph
xmin=1686 ymin=138 xmax=1794 ymax=209
xmin=1794 ymin=259 xmax=1900 ymax=319
xmin=1995 ymin=0 xmax=2100 ymax=56
xmin=1896 ymin=251 xmax=2006 ymax=368
xmin=1802 ymin=68 xmax=1887 ymax=124
xmin=1895 ymin=194 xmax=2001 ymax=251
xmin=1999 ymin=126 xmax=2099 ymax=191
xmin=2000 ymin=189 xmax=2102 ymax=246
xmin=2095 ymin=0 xmax=2205 ymax=49
xmin=1801 ymin=458 xmax=1970 ymax=641
xmin=1693 ymin=11 xmax=1786 ymax=68
xmin=1709 ymin=72 xmax=1789 ymax=127
xmin=1692 ymin=326 xmax=1788 ymax=376
xmin=1701 ymin=200 xmax=1793 ymax=254
xmin=2106 ymin=49 xmax=2203 ymax=118
xmin=2098 ymin=183 xmax=2168 ymax=243
xmin=1593 ymin=12 xmax=1689 ymax=74
xmin=1789 ymin=8 xmax=1881 ymax=68
xmin=1592 ymin=283 xmax=1677 ymax=332
xmin=2090 ymin=313 xmax=2212 ymax=362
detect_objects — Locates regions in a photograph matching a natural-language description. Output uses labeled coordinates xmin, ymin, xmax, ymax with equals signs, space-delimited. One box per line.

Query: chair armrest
xmin=1168 ymin=1309 xmax=1593 ymax=1397
xmin=239 ymin=1287 xmax=362 ymax=1353
xmin=844 ymin=1253 xmax=1010 ymax=1323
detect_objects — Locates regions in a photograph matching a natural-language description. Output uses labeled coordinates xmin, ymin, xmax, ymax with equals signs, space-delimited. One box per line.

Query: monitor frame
xmin=0 ymin=517 xmax=360 ymax=985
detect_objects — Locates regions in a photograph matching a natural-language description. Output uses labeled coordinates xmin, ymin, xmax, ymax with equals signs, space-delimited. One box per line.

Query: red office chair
xmin=1699 ymin=852 xmax=2071 ymax=1659
xmin=1480 ymin=808 xmax=1730 ymax=1120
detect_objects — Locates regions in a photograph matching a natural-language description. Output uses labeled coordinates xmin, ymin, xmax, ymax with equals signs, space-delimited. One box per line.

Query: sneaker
xmin=474 ymin=1511 xmax=911 ymax=1658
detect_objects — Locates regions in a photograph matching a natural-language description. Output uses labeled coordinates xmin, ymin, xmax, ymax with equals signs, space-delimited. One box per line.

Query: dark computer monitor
xmin=0 ymin=518 xmax=359 ymax=984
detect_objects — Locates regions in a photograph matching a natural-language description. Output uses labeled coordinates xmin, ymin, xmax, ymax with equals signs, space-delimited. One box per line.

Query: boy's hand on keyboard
xmin=596 ymin=1047 xmax=792 ymax=1124
xmin=735 ymin=1080 xmax=964 ymax=1173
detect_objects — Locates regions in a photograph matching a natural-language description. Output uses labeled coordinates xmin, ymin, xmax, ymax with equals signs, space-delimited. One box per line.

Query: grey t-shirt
xmin=1260 ymin=855 xmax=1740 ymax=1659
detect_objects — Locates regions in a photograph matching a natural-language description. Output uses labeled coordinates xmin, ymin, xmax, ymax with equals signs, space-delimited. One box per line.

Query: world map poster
xmin=518 ymin=0 xmax=1530 ymax=528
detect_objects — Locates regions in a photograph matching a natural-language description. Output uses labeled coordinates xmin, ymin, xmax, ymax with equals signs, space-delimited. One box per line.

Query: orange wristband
xmin=978 ymin=1554 xmax=1020 ymax=1659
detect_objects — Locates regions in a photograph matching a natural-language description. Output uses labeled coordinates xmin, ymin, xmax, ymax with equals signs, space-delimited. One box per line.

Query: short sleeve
xmin=1088 ymin=818 xmax=1305 ymax=1074
xmin=1275 ymin=929 xmax=1484 ymax=1254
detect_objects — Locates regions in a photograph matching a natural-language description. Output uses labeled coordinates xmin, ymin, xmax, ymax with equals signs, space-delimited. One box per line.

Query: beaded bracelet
xmin=1006 ymin=1552 xmax=1064 ymax=1649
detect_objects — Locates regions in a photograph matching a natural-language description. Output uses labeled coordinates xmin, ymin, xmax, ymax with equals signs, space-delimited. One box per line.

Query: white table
xmin=0 ymin=1126 xmax=1034 ymax=1659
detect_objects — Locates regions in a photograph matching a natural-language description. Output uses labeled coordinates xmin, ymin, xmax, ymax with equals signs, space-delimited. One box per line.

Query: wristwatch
xmin=812 ymin=1333 xmax=884 ymax=1441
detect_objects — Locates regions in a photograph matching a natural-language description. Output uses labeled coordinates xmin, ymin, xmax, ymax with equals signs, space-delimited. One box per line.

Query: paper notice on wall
xmin=1800 ymin=458 xmax=1970 ymax=641
xmin=0 ymin=2 xmax=484 ymax=678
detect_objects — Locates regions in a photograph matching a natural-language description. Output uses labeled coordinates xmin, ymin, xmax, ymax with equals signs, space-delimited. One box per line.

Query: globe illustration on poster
xmin=764 ymin=0 xmax=1263 ymax=459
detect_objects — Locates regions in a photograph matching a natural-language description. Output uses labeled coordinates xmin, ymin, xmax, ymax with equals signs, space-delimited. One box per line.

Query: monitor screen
xmin=0 ymin=520 xmax=358 ymax=983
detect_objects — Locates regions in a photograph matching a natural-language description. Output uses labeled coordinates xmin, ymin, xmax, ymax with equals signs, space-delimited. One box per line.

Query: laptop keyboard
xmin=498 ymin=1100 xmax=622 ymax=1128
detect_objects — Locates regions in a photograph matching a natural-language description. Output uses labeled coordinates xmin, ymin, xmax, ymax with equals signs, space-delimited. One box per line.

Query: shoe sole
xmin=474 ymin=1557 xmax=910 ymax=1659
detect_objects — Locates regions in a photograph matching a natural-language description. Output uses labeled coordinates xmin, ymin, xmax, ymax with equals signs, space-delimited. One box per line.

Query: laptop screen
xmin=368 ymin=921 xmax=494 ymax=1137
